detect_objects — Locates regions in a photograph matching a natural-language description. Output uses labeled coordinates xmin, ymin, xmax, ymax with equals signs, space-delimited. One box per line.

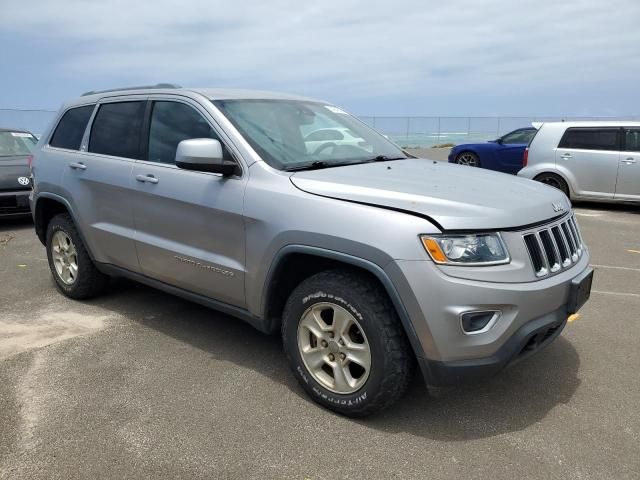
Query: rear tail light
xmin=523 ymin=147 xmax=529 ymax=167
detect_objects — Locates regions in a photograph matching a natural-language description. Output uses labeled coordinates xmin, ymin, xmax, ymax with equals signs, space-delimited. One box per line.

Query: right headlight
xmin=420 ymin=233 xmax=510 ymax=266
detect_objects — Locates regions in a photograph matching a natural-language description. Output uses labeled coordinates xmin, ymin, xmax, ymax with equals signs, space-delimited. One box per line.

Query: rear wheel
xmin=46 ymin=213 xmax=109 ymax=299
xmin=282 ymin=269 xmax=415 ymax=417
xmin=455 ymin=151 xmax=480 ymax=167
xmin=534 ymin=172 xmax=570 ymax=198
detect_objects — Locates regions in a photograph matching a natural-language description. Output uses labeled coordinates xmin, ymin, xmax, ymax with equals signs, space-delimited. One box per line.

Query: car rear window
xmin=49 ymin=105 xmax=95 ymax=150
xmin=558 ymin=128 xmax=621 ymax=151
xmin=623 ymin=129 xmax=640 ymax=151
xmin=88 ymin=101 xmax=146 ymax=159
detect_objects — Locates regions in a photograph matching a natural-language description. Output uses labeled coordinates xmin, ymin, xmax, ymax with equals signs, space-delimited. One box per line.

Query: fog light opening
xmin=460 ymin=311 xmax=500 ymax=335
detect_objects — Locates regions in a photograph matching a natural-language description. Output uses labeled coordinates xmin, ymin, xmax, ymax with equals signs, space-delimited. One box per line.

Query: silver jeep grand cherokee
xmin=30 ymin=85 xmax=593 ymax=417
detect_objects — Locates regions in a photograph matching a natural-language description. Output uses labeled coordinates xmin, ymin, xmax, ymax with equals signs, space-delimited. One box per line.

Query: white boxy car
xmin=519 ymin=121 xmax=640 ymax=203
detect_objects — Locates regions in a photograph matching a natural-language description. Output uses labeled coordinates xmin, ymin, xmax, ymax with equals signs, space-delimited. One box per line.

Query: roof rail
xmin=81 ymin=83 xmax=182 ymax=96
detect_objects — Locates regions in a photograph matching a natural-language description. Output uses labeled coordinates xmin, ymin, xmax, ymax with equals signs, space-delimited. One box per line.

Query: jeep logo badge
xmin=552 ymin=202 xmax=565 ymax=213
xmin=17 ymin=176 xmax=30 ymax=186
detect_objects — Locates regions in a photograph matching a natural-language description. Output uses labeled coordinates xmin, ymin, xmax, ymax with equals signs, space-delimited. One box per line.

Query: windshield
xmin=0 ymin=131 xmax=37 ymax=157
xmin=212 ymin=99 xmax=406 ymax=170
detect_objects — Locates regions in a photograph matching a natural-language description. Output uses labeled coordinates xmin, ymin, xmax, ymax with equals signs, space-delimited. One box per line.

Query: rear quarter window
xmin=558 ymin=128 xmax=621 ymax=151
xmin=49 ymin=105 xmax=96 ymax=150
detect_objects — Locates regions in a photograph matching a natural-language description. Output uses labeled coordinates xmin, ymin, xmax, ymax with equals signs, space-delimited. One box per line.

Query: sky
xmin=1 ymin=0 xmax=640 ymax=117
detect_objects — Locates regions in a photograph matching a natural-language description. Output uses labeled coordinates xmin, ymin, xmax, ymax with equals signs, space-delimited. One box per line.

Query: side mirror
xmin=175 ymin=138 xmax=236 ymax=176
xmin=493 ymin=138 xmax=503 ymax=144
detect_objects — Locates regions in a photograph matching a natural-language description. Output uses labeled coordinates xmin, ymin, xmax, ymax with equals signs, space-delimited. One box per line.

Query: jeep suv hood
xmin=289 ymin=159 xmax=569 ymax=231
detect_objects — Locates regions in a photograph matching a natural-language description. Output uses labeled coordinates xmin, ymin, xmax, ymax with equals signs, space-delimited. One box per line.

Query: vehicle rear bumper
xmin=0 ymin=189 xmax=31 ymax=216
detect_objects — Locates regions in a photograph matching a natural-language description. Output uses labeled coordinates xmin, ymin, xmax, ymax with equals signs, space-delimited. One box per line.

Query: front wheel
xmin=282 ymin=270 xmax=415 ymax=417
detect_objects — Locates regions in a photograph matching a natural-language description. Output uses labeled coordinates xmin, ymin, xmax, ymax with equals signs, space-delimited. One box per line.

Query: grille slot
xmin=561 ymin=222 xmax=577 ymax=256
xmin=551 ymin=226 xmax=570 ymax=266
xmin=524 ymin=234 xmax=546 ymax=276
xmin=539 ymin=230 xmax=560 ymax=272
xmin=523 ymin=214 xmax=584 ymax=278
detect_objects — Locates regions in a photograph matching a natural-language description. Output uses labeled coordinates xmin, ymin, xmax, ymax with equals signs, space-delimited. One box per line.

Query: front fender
xmin=260 ymin=244 xmax=427 ymax=361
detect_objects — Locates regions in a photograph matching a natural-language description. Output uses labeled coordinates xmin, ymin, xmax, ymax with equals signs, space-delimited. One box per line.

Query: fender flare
xmin=262 ymin=245 xmax=426 ymax=360
xmin=33 ymin=193 xmax=97 ymax=261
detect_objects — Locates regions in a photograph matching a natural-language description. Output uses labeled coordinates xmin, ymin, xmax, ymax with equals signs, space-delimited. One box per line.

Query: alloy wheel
xmin=456 ymin=153 xmax=479 ymax=166
xmin=297 ymin=302 xmax=372 ymax=394
xmin=51 ymin=230 xmax=78 ymax=285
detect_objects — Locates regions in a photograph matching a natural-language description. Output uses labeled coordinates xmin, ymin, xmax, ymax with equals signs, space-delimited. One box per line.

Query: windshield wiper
xmin=284 ymin=156 xmax=408 ymax=172
xmin=366 ymin=155 xmax=408 ymax=162
xmin=284 ymin=161 xmax=333 ymax=172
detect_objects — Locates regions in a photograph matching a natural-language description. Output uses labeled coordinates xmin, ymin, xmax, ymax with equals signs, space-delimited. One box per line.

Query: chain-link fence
xmin=2 ymin=108 xmax=638 ymax=147
xmin=0 ymin=109 xmax=57 ymax=138
xmin=359 ymin=115 xmax=640 ymax=148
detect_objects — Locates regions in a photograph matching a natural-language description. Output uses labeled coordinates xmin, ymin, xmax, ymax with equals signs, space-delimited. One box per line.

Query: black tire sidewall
xmin=45 ymin=214 xmax=92 ymax=296
xmin=537 ymin=173 xmax=570 ymax=198
xmin=282 ymin=282 xmax=390 ymax=413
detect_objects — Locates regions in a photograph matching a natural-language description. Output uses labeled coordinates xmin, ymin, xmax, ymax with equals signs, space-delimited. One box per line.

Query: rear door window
xmin=623 ymin=129 xmax=640 ymax=151
xmin=49 ymin=105 xmax=95 ymax=150
xmin=501 ymin=129 xmax=536 ymax=144
xmin=558 ymin=128 xmax=621 ymax=151
xmin=88 ymin=101 xmax=146 ymax=159
xmin=147 ymin=101 xmax=222 ymax=164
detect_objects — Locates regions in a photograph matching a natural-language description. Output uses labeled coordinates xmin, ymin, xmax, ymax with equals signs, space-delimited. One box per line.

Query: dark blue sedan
xmin=447 ymin=127 xmax=537 ymax=174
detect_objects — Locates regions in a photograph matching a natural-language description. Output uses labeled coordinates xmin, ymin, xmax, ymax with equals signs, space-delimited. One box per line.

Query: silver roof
xmin=67 ymin=85 xmax=323 ymax=107
xmin=541 ymin=120 xmax=640 ymax=128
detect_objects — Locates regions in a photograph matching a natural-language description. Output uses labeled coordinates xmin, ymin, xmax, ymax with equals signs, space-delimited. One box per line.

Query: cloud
xmin=2 ymin=0 xmax=640 ymax=111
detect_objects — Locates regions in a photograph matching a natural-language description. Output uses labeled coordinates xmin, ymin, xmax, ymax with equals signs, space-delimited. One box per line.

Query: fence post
xmin=437 ymin=117 xmax=441 ymax=143
xmin=496 ymin=117 xmax=501 ymax=137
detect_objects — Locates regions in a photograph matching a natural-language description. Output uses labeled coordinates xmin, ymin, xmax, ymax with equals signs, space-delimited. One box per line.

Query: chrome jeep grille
xmin=523 ymin=214 xmax=584 ymax=277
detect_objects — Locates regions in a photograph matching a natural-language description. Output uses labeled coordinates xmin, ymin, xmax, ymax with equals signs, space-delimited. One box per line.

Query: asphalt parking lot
xmin=0 ymin=203 xmax=639 ymax=480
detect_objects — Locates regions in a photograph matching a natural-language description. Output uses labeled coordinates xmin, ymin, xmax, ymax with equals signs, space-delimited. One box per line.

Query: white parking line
xmin=575 ymin=212 xmax=603 ymax=217
xmin=592 ymin=290 xmax=640 ymax=298
xmin=591 ymin=264 xmax=640 ymax=272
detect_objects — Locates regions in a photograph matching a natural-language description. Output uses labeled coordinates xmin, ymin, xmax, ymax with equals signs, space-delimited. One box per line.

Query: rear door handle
xmin=560 ymin=153 xmax=573 ymax=160
xmin=69 ymin=162 xmax=87 ymax=170
xmin=135 ymin=174 xmax=159 ymax=184
xmin=622 ymin=157 xmax=637 ymax=164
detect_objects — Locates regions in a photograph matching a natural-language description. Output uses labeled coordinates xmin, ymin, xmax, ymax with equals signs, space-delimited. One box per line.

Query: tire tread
xmin=46 ymin=213 xmax=109 ymax=299
xmin=282 ymin=269 xmax=415 ymax=417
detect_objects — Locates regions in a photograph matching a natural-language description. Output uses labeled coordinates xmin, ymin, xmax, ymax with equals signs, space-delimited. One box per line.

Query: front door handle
xmin=135 ymin=174 xmax=159 ymax=184
xmin=560 ymin=153 xmax=573 ymax=160
xmin=622 ymin=157 xmax=637 ymax=164
xmin=69 ymin=162 xmax=87 ymax=170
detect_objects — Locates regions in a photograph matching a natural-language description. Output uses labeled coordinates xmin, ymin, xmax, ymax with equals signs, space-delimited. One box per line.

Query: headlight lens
xmin=420 ymin=233 xmax=509 ymax=265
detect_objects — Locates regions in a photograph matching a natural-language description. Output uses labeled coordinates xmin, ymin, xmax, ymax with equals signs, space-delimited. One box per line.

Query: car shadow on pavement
xmin=0 ymin=216 xmax=33 ymax=231
xmin=364 ymin=335 xmax=580 ymax=440
xmin=89 ymin=278 xmax=580 ymax=441
xmin=573 ymin=200 xmax=639 ymax=214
